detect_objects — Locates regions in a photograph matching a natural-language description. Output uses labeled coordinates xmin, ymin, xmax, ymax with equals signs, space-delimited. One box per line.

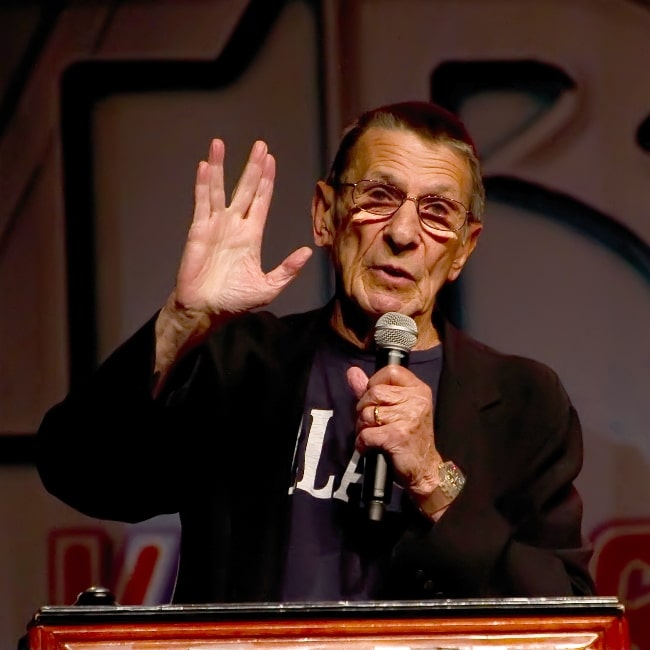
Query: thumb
xmin=265 ymin=246 xmax=313 ymax=290
xmin=346 ymin=366 xmax=369 ymax=400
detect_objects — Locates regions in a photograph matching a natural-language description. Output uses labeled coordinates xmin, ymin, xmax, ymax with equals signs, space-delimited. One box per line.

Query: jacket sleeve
xmin=387 ymin=358 xmax=596 ymax=598
xmin=36 ymin=314 xmax=208 ymax=523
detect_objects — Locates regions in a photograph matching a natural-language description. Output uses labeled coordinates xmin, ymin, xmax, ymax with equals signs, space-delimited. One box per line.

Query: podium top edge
xmin=29 ymin=597 xmax=625 ymax=626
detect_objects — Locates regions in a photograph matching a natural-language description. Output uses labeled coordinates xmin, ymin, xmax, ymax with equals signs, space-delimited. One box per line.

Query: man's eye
xmin=421 ymin=198 xmax=454 ymax=217
xmin=365 ymin=186 xmax=396 ymax=202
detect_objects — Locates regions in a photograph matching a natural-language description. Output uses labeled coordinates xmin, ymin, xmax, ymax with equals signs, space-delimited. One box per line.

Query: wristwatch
xmin=437 ymin=460 xmax=466 ymax=499
xmin=414 ymin=460 xmax=466 ymax=520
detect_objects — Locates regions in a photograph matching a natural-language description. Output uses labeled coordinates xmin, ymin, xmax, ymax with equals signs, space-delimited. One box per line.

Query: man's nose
xmin=384 ymin=197 xmax=421 ymax=248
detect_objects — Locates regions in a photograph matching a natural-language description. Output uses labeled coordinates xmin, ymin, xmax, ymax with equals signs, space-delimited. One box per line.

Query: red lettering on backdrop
xmin=591 ymin=518 xmax=650 ymax=650
xmin=119 ymin=546 xmax=160 ymax=605
xmin=48 ymin=529 xmax=111 ymax=604
xmin=49 ymin=527 xmax=180 ymax=605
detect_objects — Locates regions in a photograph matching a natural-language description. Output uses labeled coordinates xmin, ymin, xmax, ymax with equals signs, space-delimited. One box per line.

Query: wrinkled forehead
xmin=344 ymin=127 xmax=473 ymax=196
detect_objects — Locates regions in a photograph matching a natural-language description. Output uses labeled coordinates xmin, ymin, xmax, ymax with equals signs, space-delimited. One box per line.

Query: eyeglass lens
xmin=352 ymin=180 xmax=465 ymax=232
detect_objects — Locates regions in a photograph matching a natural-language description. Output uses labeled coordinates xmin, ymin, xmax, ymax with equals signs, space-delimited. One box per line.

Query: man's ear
xmin=311 ymin=180 xmax=336 ymax=248
xmin=447 ymin=221 xmax=483 ymax=282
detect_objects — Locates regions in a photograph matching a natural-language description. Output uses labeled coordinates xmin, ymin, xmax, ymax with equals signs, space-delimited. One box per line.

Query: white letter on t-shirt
xmin=332 ymin=449 xmax=363 ymax=502
xmin=294 ymin=409 xmax=335 ymax=498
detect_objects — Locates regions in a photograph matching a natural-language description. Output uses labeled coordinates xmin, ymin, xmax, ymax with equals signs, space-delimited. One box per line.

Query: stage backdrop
xmin=0 ymin=2 xmax=648 ymax=650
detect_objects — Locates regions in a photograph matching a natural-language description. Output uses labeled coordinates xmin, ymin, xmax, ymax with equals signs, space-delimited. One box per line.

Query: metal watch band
xmin=412 ymin=460 xmax=466 ymax=520
xmin=437 ymin=460 xmax=466 ymax=499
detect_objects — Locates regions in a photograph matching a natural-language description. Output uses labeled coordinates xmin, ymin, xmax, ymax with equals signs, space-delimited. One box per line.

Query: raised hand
xmin=176 ymin=138 xmax=312 ymax=316
xmin=153 ymin=139 xmax=312 ymax=388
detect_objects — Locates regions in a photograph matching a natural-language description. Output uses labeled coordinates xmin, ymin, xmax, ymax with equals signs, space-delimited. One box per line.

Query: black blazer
xmin=37 ymin=305 xmax=596 ymax=603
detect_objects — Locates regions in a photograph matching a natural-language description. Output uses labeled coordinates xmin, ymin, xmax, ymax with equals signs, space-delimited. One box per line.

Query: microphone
xmin=363 ymin=312 xmax=418 ymax=522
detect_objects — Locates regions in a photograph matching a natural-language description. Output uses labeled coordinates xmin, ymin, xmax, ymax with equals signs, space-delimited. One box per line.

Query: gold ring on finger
xmin=373 ymin=405 xmax=382 ymax=426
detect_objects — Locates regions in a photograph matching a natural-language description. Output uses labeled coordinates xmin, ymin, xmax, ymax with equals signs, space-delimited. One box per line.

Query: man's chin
xmin=364 ymin=294 xmax=415 ymax=317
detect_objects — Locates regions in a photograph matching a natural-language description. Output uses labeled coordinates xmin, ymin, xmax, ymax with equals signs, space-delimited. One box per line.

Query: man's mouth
xmin=372 ymin=265 xmax=416 ymax=283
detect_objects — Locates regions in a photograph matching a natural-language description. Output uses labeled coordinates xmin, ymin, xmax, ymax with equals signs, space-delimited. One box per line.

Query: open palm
xmin=176 ymin=138 xmax=312 ymax=317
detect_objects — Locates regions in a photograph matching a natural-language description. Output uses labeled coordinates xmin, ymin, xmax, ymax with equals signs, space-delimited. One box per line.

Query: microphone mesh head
xmin=374 ymin=312 xmax=418 ymax=352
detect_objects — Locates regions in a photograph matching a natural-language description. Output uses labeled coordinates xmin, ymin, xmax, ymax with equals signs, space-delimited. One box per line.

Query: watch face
xmin=438 ymin=461 xmax=466 ymax=499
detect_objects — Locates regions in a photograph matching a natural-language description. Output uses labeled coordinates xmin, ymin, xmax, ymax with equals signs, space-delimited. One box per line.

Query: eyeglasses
xmin=337 ymin=179 xmax=471 ymax=234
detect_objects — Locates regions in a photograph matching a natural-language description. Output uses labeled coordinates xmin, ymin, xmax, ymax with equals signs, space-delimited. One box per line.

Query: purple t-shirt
xmin=281 ymin=328 xmax=443 ymax=601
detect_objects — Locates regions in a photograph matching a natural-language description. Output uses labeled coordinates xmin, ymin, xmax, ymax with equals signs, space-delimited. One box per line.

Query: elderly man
xmin=37 ymin=101 xmax=596 ymax=603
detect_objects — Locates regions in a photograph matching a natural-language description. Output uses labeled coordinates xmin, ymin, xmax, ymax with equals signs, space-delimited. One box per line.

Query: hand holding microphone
xmin=362 ymin=312 xmax=418 ymax=522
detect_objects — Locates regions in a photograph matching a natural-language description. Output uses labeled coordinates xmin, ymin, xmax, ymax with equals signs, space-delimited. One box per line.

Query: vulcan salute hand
xmin=153 ymin=139 xmax=313 ymax=391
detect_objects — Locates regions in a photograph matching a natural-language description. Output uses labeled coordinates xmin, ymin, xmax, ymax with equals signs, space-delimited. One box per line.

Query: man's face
xmin=313 ymin=127 xmax=482 ymax=334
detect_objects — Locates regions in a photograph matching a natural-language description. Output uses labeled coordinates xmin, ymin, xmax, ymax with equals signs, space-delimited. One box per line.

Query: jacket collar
xmin=438 ymin=315 xmax=502 ymax=411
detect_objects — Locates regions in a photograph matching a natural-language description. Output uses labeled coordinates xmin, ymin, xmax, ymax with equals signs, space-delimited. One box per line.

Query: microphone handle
xmin=365 ymin=452 xmax=391 ymax=522
xmin=376 ymin=347 xmax=409 ymax=368
xmin=364 ymin=348 xmax=410 ymax=522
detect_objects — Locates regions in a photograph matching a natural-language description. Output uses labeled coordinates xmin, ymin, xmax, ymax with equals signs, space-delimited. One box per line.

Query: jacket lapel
xmin=436 ymin=317 xmax=502 ymax=470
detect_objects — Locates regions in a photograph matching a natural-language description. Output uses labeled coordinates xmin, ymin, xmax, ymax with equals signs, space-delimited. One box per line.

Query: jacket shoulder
xmin=444 ymin=320 xmax=564 ymax=387
xmin=441 ymin=320 xmax=574 ymax=425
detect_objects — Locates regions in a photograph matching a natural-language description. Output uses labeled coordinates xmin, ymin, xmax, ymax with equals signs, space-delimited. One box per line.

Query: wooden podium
xmin=25 ymin=597 xmax=629 ymax=650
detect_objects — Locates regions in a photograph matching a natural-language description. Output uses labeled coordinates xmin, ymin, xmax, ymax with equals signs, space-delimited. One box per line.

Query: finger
xmin=355 ymin=379 xmax=398 ymax=409
xmin=229 ymin=140 xmax=267 ymax=213
xmin=193 ymin=139 xmax=225 ymax=225
xmin=369 ymin=404 xmax=387 ymax=428
xmin=193 ymin=161 xmax=211 ymax=225
xmin=264 ymin=246 xmax=313 ymax=292
xmin=207 ymin=138 xmax=225 ymax=166
xmin=368 ymin=402 xmax=404 ymax=430
xmin=207 ymin=139 xmax=226 ymax=214
xmin=355 ymin=408 xmax=390 ymax=453
xmin=246 ymin=153 xmax=275 ymax=225
xmin=346 ymin=366 xmax=369 ymax=400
